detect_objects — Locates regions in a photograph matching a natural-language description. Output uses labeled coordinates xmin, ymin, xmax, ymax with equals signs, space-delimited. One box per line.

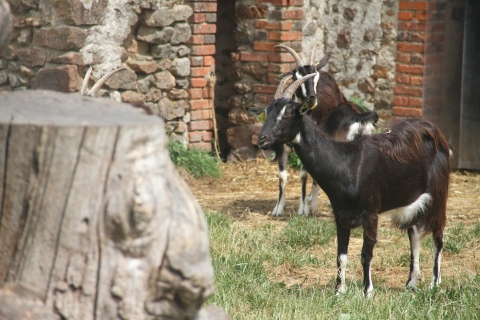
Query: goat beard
xmin=270 ymin=143 xmax=286 ymax=163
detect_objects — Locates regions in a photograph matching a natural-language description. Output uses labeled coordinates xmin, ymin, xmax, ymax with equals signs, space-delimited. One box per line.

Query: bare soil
xmin=187 ymin=160 xmax=480 ymax=289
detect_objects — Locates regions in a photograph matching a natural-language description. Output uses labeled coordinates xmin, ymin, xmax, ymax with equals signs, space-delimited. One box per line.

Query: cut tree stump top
xmin=0 ymin=90 xmax=160 ymax=126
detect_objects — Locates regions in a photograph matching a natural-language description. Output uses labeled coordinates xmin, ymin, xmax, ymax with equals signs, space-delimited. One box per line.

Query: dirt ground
xmin=187 ymin=159 xmax=480 ymax=289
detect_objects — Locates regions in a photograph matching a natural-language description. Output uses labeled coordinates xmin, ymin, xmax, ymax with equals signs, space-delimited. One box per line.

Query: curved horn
xmin=87 ymin=67 xmax=127 ymax=97
xmin=275 ymin=45 xmax=303 ymax=68
xmin=80 ymin=66 xmax=93 ymax=95
xmin=282 ymin=73 xmax=316 ymax=100
xmin=309 ymin=46 xmax=316 ymax=65
xmin=274 ymin=75 xmax=293 ymax=100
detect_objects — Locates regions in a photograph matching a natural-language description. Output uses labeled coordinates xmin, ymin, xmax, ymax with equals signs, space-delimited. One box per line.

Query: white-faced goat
xmin=257 ymin=74 xmax=450 ymax=296
xmin=250 ymin=45 xmax=378 ymax=217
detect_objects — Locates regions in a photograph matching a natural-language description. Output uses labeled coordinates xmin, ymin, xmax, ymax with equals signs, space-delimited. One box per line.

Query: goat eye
xmin=282 ymin=110 xmax=293 ymax=118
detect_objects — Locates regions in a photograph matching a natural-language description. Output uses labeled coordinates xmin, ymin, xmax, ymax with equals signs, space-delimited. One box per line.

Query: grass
xmin=168 ymin=140 xmax=222 ymax=178
xmin=205 ymin=211 xmax=480 ymax=319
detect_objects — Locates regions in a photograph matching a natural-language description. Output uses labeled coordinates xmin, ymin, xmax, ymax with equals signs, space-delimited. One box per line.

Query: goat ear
xmin=315 ymin=53 xmax=331 ymax=71
xmin=299 ymin=96 xmax=317 ymax=115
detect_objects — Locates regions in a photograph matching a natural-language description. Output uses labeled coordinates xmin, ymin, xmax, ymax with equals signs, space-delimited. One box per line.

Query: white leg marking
xmin=298 ymin=169 xmax=309 ymax=216
xmin=382 ymin=193 xmax=432 ymax=227
xmin=272 ymin=170 xmax=288 ymax=217
xmin=308 ymin=182 xmax=321 ymax=214
xmin=407 ymin=226 xmax=422 ymax=288
xmin=430 ymin=244 xmax=442 ymax=288
xmin=336 ymin=254 xmax=348 ymax=294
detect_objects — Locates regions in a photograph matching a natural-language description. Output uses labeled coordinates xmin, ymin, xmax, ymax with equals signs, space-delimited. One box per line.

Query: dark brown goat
xmin=250 ymin=45 xmax=378 ymax=216
xmin=257 ymin=74 xmax=450 ymax=296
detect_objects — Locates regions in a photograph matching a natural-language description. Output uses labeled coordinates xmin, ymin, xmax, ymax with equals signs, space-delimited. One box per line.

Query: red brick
xmin=188 ymin=88 xmax=203 ymax=99
xmin=398 ymin=12 xmax=413 ymax=20
xmin=193 ymin=24 xmax=216 ymax=34
xmin=268 ymin=31 xmax=302 ymax=41
xmin=267 ymin=73 xmax=280 ymax=84
xmin=282 ymin=9 xmax=303 ymax=19
xmin=188 ymin=142 xmax=212 ymax=152
xmin=191 ymin=45 xmax=215 ymax=55
xmin=268 ymin=52 xmax=295 ymax=63
xmin=256 ymin=0 xmax=303 ymax=6
xmin=415 ymin=12 xmax=433 ymax=21
xmin=255 ymin=20 xmax=293 ymax=30
xmin=188 ymin=35 xmax=205 ymax=45
xmin=397 ymin=43 xmax=424 ymax=53
xmin=254 ymin=93 xmax=274 ymax=104
xmin=191 ymin=78 xmax=208 ymax=87
xmin=396 ymin=53 xmax=411 ymax=63
xmin=399 ymin=1 xmax=427 ymax=11
xmin=202 ymin=109 xmax=213 ymax=120
xmin=240 ymin=52 xmax=268 ymax=62
xmin=253 ymin=84 xmax=277 ymax=94
xmin=202 ymin=131 xmax=213 ymax=142
xmin=189 ymin=131 xmax=203 ymax=143
xmin=203 ymin=87 xmax=212 ymax=98
xmin=394 ymin=85 xmax=423 ymax=96
xmin=398 ymin=22 xmax=426 ymax=31
xmin=188 ymin=120 xmax=213 ymax=131
xmin=411 ymin=33 xmax=426 ymax=43
xmin=191 ymin=67 xmax=211 ymax=77
xmin=268 ymin=63 xmax=293 ymax=73
xmin=409 ymin=76 xmax=423 ymax=86
xmin=410 ymin=54 xmax=424 ymax=64
xmin=396 ymin=74 xmax=410 ymax=84
xmin=193 ymin=3 xmax=217 ymax=12
xmin=396 ymin=64 xmax=424 ymax=74
xmin=394 ymin=96 xmax=408 ymax=106
xmin=190 ymin=99 xmax=211 ymax=110
xmin=392 ymin=106 xmax=422 ymax=118
xmin=189 ymin=13 xmax=206 ymax=23
xmin=204 ymin=56 xmax=215 ymax=66
xmin=254 ymin=41 xmax=278 ymax=51
xmin=408 ymin=97 xmax=423 ymax=107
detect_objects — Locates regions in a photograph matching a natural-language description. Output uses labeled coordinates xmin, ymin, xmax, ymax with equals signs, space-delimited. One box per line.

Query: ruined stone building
xmin=1 ymin=0 xmax=478 ymax=169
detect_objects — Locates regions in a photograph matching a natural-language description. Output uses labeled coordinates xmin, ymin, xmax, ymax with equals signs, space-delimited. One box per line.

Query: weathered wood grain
xmin=0 ymin=91 xmax=224 ymax=320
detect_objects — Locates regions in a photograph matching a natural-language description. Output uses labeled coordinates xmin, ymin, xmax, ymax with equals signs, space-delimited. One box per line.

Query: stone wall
xmin=1 ymin=0 xmax=206 ymax=149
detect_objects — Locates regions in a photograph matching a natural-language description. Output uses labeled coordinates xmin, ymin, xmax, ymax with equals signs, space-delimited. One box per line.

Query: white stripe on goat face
xmin=276 ymin=105 xmax=287 ymax=123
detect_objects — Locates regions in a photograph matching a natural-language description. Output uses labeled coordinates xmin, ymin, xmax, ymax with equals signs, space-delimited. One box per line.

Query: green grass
xmin=205 ymin=212 xmax=480 ymax=319
xmin=168 ymin=140 xmax=222 ymax=178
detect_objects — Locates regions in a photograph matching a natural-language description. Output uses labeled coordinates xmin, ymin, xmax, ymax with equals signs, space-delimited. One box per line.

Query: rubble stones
xmin=154 ymin=70 xmax=176 ymax=90
xmin=31 ymin=65 xmax=79 ymax=92
xmin=104 ymin=68 xmax=137 ymax=90
xmin=170 ymin=23 xmax=191 ymax=45
xmin=32 ymin=26 xmax=88 ymax=50
xmin=170 ymin=57 xmax=190 ymax=77
xmin=17 ymin=47 xmax=46 ymax=67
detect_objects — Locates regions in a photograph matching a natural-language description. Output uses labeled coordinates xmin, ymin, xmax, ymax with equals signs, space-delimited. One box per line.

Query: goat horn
xmin=275 ymin=45 xmax=303 ymax=68
xmin=87 ymin=67 xmax=127 ymax=97
xmin=274 ymin=75 xmax=293 ymax=100
xmin=309 ymin=46 xmax=316 ymax=65
xmin=80 ymin=66 xmax=93 ymax=95
xmin=282 ymin=73 xmax=316 ymax=100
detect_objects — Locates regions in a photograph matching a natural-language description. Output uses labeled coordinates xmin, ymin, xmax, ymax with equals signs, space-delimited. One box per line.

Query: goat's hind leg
xmin=272 ymin=146 xmax=289 ymax=217
xmin=307 ymin=179 xmax=321 ymax=214
xmin=335 ymin=222 xmax=351 ymax=295
xmin=361 ymin=215 xmax=378 ymax=297
xmin=406 ymin=225 xmax=422 ymax=289
xmin=430 ymin=232 xmax=443 ymax=288
xmin=298 ymin=165 xmax=310 ymax=216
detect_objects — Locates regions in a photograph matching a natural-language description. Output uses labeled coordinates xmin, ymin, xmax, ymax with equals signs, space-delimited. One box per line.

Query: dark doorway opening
xmin=214 ymin=1 xmax=237 ymax=160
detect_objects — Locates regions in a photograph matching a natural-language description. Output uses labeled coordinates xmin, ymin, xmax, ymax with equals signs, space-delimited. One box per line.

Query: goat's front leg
xmin=298 ymin=165 xmax=310 ymax=216
xmin=335 ymin=222 xmax=350 ymax=295
xmin=406 ymin=225 xmax=422 ymax=288
xmin=430 ymin=232 xmax=444 ymax=288
xmin=361 ymin=215 xmax=378 ymax=297
xmin=307 ymin=179 xmax=321 ymax=214
xmin=272 ymin=147 xmax=289 ymax=217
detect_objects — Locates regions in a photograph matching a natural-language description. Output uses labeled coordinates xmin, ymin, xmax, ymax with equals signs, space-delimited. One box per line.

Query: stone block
xmin=146 ymin=88 xmax=162 ymax=102
xmin=151 ymin=44 xmax=176 ymax=59
xmin=143 ymin=8 xmax=175 ymax=27
xmin=52 ymin=0 xmax=108 ymax=25
xmin=159 ymin=97 xmax=185 ymax=120
xmin=137 ymin=26 xmax=174 ymax=44
xmin=154 ymin=70 xmax=175 ymax=90
xmin=31 ymin=65 xmax=79 ymax=92
xmin=228 ymin=108 xmax=256 ymax=125
xmin=127 ymin=59 xmax=158 ymax=74
xmin=17 ymin=47 xmax=46 ymax=67
xmin=170 ymin=57 xmax=190 ymax=77
xmin=168 ymin=88 xmax=188 ymax=100
xmin=173 ymin=5 xmax=193 ymax=21
xmin=171 ymin=22 xmax=191 ymax=45
xmin=121 ymin=91 xmax=146 ymax=103
xmin=104 ymin=68 xmax=137 ymax=90
xmin=33 ymin=26 xmax=88 ymax=50
xmin=50 ymin=51 xmax=93 ymax=65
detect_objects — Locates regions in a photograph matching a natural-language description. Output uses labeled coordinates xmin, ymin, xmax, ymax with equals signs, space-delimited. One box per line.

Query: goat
xmin=80 ymin=66 xmax=153 ymax=114
xmin=257 ymin=74 xmax=450 ymax=296
xmin=249 ymin=45 xmax=378 ymax=217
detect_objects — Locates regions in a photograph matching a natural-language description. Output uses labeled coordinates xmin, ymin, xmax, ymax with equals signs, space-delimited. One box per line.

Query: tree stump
xmin=0 ymin=91 xmax=226 ymax=320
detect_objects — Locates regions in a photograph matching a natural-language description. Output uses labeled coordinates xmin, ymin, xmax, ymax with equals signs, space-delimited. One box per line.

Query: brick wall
xmin=187 ymin=0 xmax=217 ymax=151
xmin=227 ymin=0 xmax=303 ymax=161
xmin=394 ymin=1 xmax=446 ymax=120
